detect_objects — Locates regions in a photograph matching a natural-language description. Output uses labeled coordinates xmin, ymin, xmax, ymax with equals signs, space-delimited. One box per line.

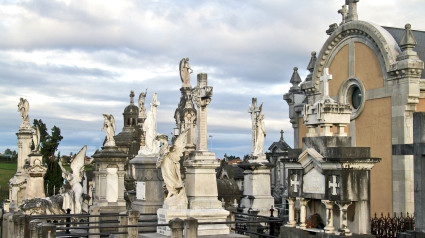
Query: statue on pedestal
xmin=18 ymin=97 xmax=30 ymax=129
xmin=102 ymin=114 xmax=116 ymax=147
xmin=32 ymin=125 xmax=41 ymax=153
xmin=156 ymin=129 xmax=189 ymax=209
xmin=59 ymin=145 xmax=87 ymax=214
xmin=254 ymin=104 xmax=266 ymax=156
xmin=139 ymin=93 xmax=160 ymax=156
xmin=179 ymin=58 xmax=193 ymax=88
xmin=138 ymin=89 xmax=148 ymax=119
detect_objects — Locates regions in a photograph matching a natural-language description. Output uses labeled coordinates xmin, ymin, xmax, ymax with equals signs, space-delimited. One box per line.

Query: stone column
xmin=184 ymin=217 xmax=198 ymax=238
xmin=170 ymin=218 xmax=184 ymax=238
xmin=322 ymin=200 xmax=335 ymax=233
xmin=29 ymin=219 xmax=43 ymax=238
xmin=16 ymin=129 xmax=32 ymax=173
xmin=127 ymin=210 xmax=140 ymax=238
xmin=89 ymin=206 xmax=100 ymax=238
xmin=285 ymin=197 xmax=296 ymax=227
xmin=193 ymin=73 xmax=212 ymax=151
xmin=117 ymin=170 xmax=126 ymax=203
xmin=320 ymin=124 xmax=333 ymax=136
xmin=336 ymin=202 xmax=352 ymax=235
xmin=298 ymin=198 xmax=309 ymax=229
xmin=119 ymin=211 xmax=127 ymax=238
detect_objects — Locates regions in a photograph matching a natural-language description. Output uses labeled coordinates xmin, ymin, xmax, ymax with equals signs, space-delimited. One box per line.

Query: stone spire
xmin=306 ymin=52 xmax=316 ymax=81
xmin=397 ymin=24 xmax=420 ymax=61
xmin=346 ymin=0 xmax=359 ymax=22
xmin=400 ymin=24 xmax=417 ymax=51
xmin=289 ymin=67 xmax=302 ymax=92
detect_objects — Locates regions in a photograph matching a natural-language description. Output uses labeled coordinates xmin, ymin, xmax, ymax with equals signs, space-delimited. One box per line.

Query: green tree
xmin=4 ymin=148 xmax=12 ymax=155
xmin=33 ymin=119 xmax=64 ymax=196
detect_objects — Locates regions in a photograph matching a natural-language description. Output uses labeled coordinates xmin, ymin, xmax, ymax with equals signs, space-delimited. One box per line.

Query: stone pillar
xmin=336 ymin=202 xmax=352 ymax=235
xmin=127 ymin=210 xmax=140 ymax=238
xmin=169 ymin=218 xmax=184 ymax=238
xmin=29 ymin=219 xmax=42 ymax=238
xmin=320 ymin=124 xmax=333 ymax=136
xmin=184 ymin=217 xmax=198 ymax=238
xmin=89 ymin=206 xmax=100 ymax=238
xmin=119 ymin=211 xmax=127 ymax=238
xmin=322 ymin=200 xmax=335 ymax=233
xmin=193 ymin=73 xmax=211 ymax=151
xmin=16 ymin=129 xmax=32 ymax=173
xmin=285 ymin=197 xmax=296 ymax=227
xmin=413 ymin=112 xmax=425 ymax=233
xmin=129 ymin=155 xmax=163 ymax=217
xmin=298 ymin=198 xmax=309 ymax=229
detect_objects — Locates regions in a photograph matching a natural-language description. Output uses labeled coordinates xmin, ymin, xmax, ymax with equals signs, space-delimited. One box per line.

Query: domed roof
xmin=124 ymin=104 xmax=138 ymax=114
xmin=123 ymin=90 xmax=138 ymax=115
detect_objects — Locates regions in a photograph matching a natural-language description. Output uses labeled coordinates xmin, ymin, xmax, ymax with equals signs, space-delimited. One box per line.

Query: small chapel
xmin=284 ymin=0 xmax=425 ymax=217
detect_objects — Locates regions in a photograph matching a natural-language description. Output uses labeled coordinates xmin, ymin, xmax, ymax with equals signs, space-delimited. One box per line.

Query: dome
xmin=124 ymin=104 xmax=138 ymax=115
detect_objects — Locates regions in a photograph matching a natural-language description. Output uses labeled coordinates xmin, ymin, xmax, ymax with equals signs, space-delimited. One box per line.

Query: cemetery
xmin=1 ymin=1 xmax=425 ymax=237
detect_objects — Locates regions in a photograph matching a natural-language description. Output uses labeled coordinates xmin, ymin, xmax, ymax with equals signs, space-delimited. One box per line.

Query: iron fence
xmin=371 ymin=212 xmax=415 ymax=238
xmin=233 ymin=208 xmax=285 ymax=237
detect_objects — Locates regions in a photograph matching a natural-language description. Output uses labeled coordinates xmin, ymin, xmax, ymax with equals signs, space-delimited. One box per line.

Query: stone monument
xmin=7 ymin=98 xmax=47 ymax=212
xmin=129 ymin=94 xmax=164 ymax=232
xmin=281 ymin=69 xmax=380 ymax=235
xmin=92 ymin=114 xmax=127 ymax=214
xmin=157 ymin=68 xmax=229 ymax=236
xmin=239 ymin=98 xmax=274 ymax=215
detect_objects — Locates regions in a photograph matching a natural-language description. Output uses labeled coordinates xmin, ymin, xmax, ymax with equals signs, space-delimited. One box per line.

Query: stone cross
xmin=248 ymin=98 xmax=260 ymax=154
xmin=320 ymin=68 xmax=332 ymax=99
xmin=290 ymin=174 xmax=300 ymax=193
xmin=130 ymin=91 xmax=135 ymax=104
xmin=329 ymin=175 xmax=339 ymax=195
xmin=346 ymin=0 xmax=359 ymax=22
xmin=192 ymin=73 xmax=213 ymax=151
xmin=280 ymin=130 xmax=284 ymax=141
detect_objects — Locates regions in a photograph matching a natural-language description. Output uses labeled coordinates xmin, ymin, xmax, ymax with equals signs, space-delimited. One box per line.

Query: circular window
xmin=351 ymin=86 xmax=362 ymax=109
xmin=338 ymin=78 xmax=365 ymax=120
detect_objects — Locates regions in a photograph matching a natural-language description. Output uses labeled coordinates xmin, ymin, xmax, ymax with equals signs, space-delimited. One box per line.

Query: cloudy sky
xmin=1 ymin=0 xmax=424 ymax=158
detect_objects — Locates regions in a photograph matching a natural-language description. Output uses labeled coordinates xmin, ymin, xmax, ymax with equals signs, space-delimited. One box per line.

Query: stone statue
xmin=18 ymin=98 xmax=30 ymax=129
xmin=253 ymin=104 xmax=266 ymax=156
xmin=102 ymin=114 xmax=116 ymax=147
xmin=32 ymin=125 xmax=41 ymax=152
xmin=156 ymin=128 xmax=189 ymax=209
xmin=179 ymin=58 xmax=193 ymax=88
xmin=139 ymin=93 xmax=160 ymax=156
xmin=138 ymin=89 xmax=148 ymax=119
xmin=59 ymin=145 xmax=87 ymax=214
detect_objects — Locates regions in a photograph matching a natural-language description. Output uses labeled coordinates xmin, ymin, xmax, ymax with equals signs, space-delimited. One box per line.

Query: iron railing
xmin=371 ymin=212 xmax=415 ymax=238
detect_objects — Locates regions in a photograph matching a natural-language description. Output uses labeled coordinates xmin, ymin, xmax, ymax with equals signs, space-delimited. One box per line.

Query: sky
xmin=1 ymin=0 xmax=425 ymax=159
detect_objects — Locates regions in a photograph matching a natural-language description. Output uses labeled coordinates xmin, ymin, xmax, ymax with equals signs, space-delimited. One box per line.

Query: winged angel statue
xmin=156 ymin=129 xmax=190 ymax=209
xmin=59 ymin=145 xmax=87 ymax=214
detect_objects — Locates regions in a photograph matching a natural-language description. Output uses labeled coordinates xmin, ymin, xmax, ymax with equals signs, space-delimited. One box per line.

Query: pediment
xmin=298 ymin=148 xmax=324 ymax=174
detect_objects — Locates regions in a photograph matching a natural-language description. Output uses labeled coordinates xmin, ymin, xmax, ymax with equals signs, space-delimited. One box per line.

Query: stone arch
xmin=312 ymin=21 xmax=401 ymax=86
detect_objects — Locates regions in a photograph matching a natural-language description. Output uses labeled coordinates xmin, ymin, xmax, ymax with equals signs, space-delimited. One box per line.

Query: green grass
xmin=0 ymin=162 xmax=17 ymax=202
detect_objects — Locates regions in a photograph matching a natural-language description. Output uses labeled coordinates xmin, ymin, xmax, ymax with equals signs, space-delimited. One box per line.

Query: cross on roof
xmin=320 ymin=68 xmax=332 ymax=99
xmin=329 ymin=175 xmax=340 ymax=195
xmin=290 ymin=174 xmax=300 ymax=193
xmin=130 ymin=90 xmax=135 ymax=104
xmin=280 ymin=130 xmax=284 ymax=141
xmin=345 ymin=0 xmax=359 ymax=22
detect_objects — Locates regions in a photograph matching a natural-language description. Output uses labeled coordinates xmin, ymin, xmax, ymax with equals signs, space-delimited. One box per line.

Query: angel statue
xmin=139 ymin=93 xmax=160 ymax=155
xmin=18 ymin=97 xmax=30 ymax=129
xmin=102 ymin=114 xmax=116 ymax=147
xmin=253 ymin=104 xmax=266 ymax=156
xmin=179 ymin=58 xmax=193 ymax=88
xmin=138 ymin=89 xmax=148 ymax=119
xmin=156 ymin=128 xmax=190 ymax=209
xmin=32 ymin=125 xmax=41 ymax=152
xmin=59 ymin=145 xmax=87 ymax=214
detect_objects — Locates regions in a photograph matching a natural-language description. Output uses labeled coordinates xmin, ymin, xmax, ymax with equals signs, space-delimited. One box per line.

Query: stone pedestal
xmin=130 ymin=155 xmax=164 ymax=232
xmin=92 ymin=146 xmax=127 ymax=214
xmin=239 ymin=157 xmax=274 ymax=216
xmin=25 ymin=153 xmax=47 ymax=200
xmin=157 ymin=208 xmax=230 ymax=236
